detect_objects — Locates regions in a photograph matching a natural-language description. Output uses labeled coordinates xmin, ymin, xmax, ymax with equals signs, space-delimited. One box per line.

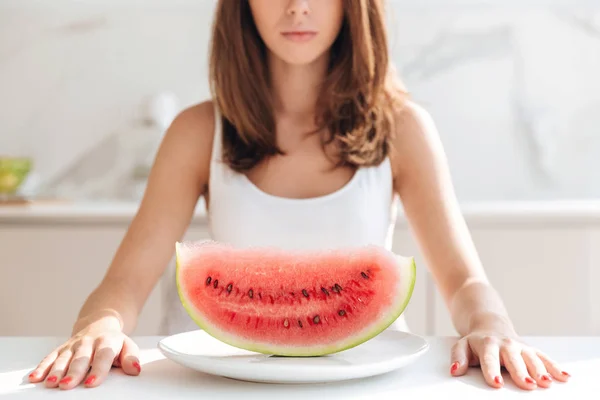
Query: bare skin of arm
xmin=391 ymin=101 xmax=512 ymax=337
xmin=29 ymin=101 xmax=216 ymax=390
xmin=390 ymin=101 xmax=568 ymax=390
xmin=75 ymin=102 xmax=215 ymax=335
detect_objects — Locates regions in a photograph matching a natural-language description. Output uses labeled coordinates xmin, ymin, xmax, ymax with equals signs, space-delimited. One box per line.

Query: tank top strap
xmin=210 ymin=103 xmax=222 ymax=167
xmin=210 ymin=102 xmax=235 ymax=189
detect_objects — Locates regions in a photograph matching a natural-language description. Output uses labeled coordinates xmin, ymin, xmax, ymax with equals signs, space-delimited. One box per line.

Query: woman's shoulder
xmin=164 ymin=99 xmax=219 ymax=158
xmin=168 ymin=99 xmax=217 ymax=144
xmin=392 ymin=99 xmax=437 ymax=140
xmin=388 ymin=99 xmax=444 ymax=181
xmin=152 ymin=100 xmax=218 ymax=192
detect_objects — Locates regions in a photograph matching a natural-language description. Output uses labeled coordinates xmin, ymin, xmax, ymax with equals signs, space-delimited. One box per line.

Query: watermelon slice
xmin=175 ymin=241 xmax=416 ymax=356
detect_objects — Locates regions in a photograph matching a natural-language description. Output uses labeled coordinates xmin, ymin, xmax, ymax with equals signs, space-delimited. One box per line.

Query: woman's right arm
xmin=28 ymin=101 xmax=216 ymax=390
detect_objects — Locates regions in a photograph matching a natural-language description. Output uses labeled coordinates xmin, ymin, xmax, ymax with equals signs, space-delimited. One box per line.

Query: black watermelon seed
xmin=213 ymin=279 xmax=219 ymax=288
xmin=298 ymin=320 xmax=303 ymax=328
xmin=338 ymin=310 xmax=346 ymax=316
xmin=321 ymin=287 xmax=329 ymax=296
xmin=334 ymin=284 xmax=343 ymax=292
xmin=248 ymin=289 xmax=254 ymax=299
xmin=206 ymin=277 xmax=212 ymax=285
xmin=226 ymin=284 xmax=233 ymax=293
xmin=302 ymin=289 xmax=309 ymax=298
xmin=313 ymin=315 xmax=320 ymax=324
xmin=361 ymin=272 xmax=369 ymax=279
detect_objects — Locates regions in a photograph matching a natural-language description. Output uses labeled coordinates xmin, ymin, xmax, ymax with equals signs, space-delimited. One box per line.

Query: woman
xmin=29 ymin=0 xmax=569 ymax=391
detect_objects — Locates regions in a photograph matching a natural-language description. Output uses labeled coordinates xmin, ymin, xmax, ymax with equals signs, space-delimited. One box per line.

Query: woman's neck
xmin=268 ymin=52 xmax=329 ymax=119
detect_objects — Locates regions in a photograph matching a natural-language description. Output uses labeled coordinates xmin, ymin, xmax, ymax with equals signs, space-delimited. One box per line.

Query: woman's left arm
xmin=390 ymin=101 xmax=570 ymax=390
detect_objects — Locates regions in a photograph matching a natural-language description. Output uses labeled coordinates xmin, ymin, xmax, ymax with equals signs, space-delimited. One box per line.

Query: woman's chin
xmin=270 ymin=50 xmax=330 ymax=67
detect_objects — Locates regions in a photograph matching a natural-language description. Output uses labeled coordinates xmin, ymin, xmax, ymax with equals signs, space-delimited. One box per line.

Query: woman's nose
xmin=286 ymin=0 xmax=310 ymax=17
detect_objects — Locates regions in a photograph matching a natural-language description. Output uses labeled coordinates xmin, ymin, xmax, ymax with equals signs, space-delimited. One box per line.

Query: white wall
xmin=1 ymin=0 xmax=599 ymax=202
xmin=0 ymin=0 xmax=217 ymax=199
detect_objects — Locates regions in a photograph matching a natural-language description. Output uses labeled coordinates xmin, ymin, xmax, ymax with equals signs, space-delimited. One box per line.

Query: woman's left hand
xmin=450 ymin=331 xmax=571 ymax=390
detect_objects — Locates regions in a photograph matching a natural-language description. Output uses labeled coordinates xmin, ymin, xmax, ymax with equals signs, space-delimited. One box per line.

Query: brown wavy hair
xmin=209 ymin=0 xmax=407 ymax=172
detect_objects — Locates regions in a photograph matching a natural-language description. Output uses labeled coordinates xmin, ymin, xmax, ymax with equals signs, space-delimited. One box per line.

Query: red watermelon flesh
xmin=176 ymin=241 xmax=416 ymax=356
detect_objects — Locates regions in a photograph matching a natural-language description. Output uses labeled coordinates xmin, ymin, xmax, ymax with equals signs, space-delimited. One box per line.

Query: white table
xmin=1 ymin=336 xmax=598 ymax=399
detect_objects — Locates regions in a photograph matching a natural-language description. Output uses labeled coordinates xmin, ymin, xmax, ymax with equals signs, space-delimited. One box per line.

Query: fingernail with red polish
xmin=47 ymin=376 xmax=57 ymax=383
xmin=525 ymin=377 xmax=536 ymax=385
xmin=84 ymin=375 xmax=96 ymax=386
xmin=29 ymin=372 xmax=36 ymax=379
xmin=562 ymin=371 xmax=571 ymax=377
xmin=494 ymin=376 xmax=503 ymax=385
xmin=542 ymin=375 xmax=552 ymax=382
xmin=133 ymin=361 xmax=141 ymax=372
xmin=59 ymin=376 xmax=72 ymax=385
xmin=450 ymin=362 xmax=459 ymax=374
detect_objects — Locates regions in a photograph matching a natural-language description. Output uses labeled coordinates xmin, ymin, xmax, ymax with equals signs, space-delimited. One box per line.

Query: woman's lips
xmin=281 ymin=31 xmax=318 ymax=42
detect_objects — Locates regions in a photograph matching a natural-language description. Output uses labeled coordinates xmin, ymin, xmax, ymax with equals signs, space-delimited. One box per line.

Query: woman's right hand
xmin=28 ymin=317 xmax=141 ymax=390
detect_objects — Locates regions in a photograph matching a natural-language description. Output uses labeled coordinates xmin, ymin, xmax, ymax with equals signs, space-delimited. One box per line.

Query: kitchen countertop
xmin=0 ymin=336 xmax=597 ymax=399
xmin=1 ymin=199 xmax=600 ymax=225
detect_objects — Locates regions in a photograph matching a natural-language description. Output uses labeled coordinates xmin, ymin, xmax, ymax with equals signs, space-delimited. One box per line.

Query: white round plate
xmin=158 ymin=329 xmax=429 ymax=384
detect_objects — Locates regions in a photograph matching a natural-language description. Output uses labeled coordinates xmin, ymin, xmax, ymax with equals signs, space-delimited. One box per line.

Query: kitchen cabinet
xmin=590 ymin=230 xmax=600 ymax=335
xmin=433 ymin=227 xmax=599 ymax=336
xmin=0 ymin=225 xmax=163 ymax=336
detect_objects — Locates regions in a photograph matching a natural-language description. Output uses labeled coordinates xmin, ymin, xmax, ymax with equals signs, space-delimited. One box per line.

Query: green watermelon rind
xmin=175 ymin=242 xmax=417 ymax=357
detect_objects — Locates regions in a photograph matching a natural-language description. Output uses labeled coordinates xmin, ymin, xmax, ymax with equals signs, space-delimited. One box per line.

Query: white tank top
xmin=161 ymin=106 xmax=409 ymax=335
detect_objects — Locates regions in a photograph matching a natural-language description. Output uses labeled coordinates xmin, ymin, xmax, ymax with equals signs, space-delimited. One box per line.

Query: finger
xmin=45 ymin=347 xmax=73 ymax=388
xmin=450 ymin=337 xmax=471 ymax=376
xmin=477 ymin=337 xmax=503 ymax=389
xmin=59 ymin=337 xmax=94 ymax=390
xmin=119 ymin=336 xmax=141 ymax=376
xmin=522 ymin=349 xmax=552 ymax=388
xmin=29 ymin=349 xmax=59 ymax=383
xmin=500 ymin=343 xmax=537 ymax=390
xmin=80 ymin=337 xmax=123 ymax=388
xmin=537 ymin=351 xmax=571 ymax=382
